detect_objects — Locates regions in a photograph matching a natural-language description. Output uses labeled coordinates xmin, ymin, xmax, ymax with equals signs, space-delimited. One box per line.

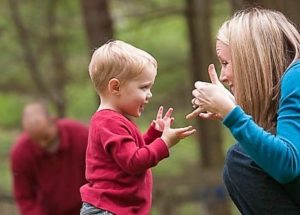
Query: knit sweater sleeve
xmin=143 ymin=124 xmax=163 ymax=145
xmin=223 ymin=61 xmax=300 ymax=183
xmin=100 ymin=116 xmax=169 ymax=175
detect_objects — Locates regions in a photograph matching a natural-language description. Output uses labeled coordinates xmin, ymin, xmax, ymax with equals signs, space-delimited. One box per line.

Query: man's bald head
xmin=22 ymin=102 xmax=57 ymax=150
xmin=22 ymin=102 xmax=50 ymax=131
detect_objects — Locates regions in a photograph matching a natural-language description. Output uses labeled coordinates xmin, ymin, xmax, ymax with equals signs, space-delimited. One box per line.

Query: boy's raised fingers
xmin=163 ymin=117 xmax=172 ymax=130
xmin=170 ymin=117 xmax=175 ymax=125
xmin=163 ymin=108 xmax=173 ymax=120
xmin=156 ymin=106 xmax=163 ymax=120
xmin=181 ymin=129 xmax=197 ymax=138
xmin=174 ymin=126 xmax=196 ymax=137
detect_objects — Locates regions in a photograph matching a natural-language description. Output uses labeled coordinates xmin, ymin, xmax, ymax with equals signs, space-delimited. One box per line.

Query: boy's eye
xmin=141 ymin=85 xmax=151 ymax=90
xmin=141 ymin=86 xmax=149 ymax=90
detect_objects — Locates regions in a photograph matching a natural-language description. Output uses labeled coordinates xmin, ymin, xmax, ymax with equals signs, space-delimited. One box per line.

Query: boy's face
xmin=118 ymin=66 xmax=157 ymax=118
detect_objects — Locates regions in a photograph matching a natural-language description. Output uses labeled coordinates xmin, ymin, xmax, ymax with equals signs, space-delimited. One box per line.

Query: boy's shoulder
xmin=91 ymin=109 xmax=130 ymax=126
xmin=89 ymin=110 xmax=139 ymax=135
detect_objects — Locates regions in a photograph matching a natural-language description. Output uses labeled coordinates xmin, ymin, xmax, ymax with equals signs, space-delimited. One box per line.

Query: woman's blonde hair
xmin=218 ymin=8 xmax=300 ymax=132
xmin=89 ymin=40 xmax=157 ymax=94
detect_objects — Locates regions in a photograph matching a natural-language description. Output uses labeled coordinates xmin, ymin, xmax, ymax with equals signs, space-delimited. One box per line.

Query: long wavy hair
xmin=217 ymin=8 xmax=300 ymax=132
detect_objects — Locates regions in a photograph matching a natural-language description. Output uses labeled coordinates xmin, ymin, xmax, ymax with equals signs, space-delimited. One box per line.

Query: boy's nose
xmin=147 ymin=91 xmax=152 ymax=99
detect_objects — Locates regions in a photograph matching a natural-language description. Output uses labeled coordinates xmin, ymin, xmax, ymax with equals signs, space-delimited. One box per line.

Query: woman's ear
xmin=108 ymin=78 xmax=121 ymax=95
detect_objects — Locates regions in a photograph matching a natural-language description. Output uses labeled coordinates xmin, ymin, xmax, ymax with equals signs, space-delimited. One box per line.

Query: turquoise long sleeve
xmin=223 ymin=61 xmax=300 ymax=184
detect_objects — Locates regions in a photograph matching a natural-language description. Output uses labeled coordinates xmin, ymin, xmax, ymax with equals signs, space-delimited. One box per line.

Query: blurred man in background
xmin=10 ymin=102 xmax=88 ymax=215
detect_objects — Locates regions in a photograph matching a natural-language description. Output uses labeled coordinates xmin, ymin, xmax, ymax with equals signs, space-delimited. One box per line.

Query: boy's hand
xmin=161 ymin=117 xmax=196 ymax=148
xmin=152 ymin=106 xmax=173 ymax=132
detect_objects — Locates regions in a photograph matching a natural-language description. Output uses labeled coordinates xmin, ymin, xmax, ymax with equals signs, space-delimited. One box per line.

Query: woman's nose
xmin=219 ymin=69 xmax=227 ymax=84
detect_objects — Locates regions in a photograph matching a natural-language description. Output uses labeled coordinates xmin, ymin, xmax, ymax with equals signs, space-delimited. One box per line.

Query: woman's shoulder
xmin=284 ymin=60 xmax=300 ymax=75
xmin=280 ymin=60 xmax=300 ymax=98
xmin=288 ymin=59 xmax=300 ymax=70
xmin=282 ymin=60 xmax=300 ymax=83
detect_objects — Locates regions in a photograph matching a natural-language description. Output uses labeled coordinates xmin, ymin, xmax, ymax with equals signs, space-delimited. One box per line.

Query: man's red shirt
xmin=11 ymin=119 xmax=88 ymax=215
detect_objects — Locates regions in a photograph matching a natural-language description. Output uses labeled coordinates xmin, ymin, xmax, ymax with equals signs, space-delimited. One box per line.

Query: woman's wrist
xmin=220 ymin=102 xmax=237 ymax=118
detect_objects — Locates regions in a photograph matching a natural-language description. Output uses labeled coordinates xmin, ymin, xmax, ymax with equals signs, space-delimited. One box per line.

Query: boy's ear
xmin=108 ymin=78 xmax=121 ymax=95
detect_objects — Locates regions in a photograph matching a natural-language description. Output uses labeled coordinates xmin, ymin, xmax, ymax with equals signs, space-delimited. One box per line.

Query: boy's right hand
xmin=161 ymin=117 xmax=196 ymax=148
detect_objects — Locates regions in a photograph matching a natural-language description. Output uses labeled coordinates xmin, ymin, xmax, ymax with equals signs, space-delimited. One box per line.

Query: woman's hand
xmin=186 ymin=64 xmax=236 ymax=119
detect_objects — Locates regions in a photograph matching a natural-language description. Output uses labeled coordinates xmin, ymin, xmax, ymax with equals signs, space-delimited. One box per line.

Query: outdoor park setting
xmin=1 ymin=0 xmax=300 ymax=214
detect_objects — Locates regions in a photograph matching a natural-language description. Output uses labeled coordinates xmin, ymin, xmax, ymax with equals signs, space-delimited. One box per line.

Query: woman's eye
xmin=221 ymin=62 xmax=228 ymax=67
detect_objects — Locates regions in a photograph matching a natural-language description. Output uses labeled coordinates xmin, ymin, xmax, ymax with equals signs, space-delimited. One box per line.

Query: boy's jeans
xmin=223 ymin=143 xmax=300 ymax=215
xmin=80 ymin=202 xmax=114 ymax=215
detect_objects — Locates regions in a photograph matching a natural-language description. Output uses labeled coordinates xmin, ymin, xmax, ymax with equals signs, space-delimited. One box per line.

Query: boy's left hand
xmin=152 ymin=106 xmax=173 ymax=132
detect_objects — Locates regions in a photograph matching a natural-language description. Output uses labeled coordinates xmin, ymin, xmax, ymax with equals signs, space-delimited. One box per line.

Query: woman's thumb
xmin=208 ymin=64 xmax=220 ymax=85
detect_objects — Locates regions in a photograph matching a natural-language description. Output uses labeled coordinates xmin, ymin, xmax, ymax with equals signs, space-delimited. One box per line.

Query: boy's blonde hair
xmin=88 ymin=40 xmax=157 ymax=94
xmin=217 ymin=8 xmax=300 ymax=132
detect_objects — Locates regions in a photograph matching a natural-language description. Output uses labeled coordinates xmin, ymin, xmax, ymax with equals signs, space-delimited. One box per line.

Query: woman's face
xmin=216 ymin=40 xmax=234 ymax=93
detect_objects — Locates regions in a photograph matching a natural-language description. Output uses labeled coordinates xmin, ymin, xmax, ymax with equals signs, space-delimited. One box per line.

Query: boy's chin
xmin=135 ymin=112 xmax=142 ymax=118
xmin=125 ymin=111 xmax=141 ymax=118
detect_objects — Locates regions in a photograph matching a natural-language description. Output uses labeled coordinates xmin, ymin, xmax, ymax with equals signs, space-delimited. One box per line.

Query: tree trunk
xmin=281 ymin=1 xmax=300 ymax=28
xmin=8 ymin=0 xmax=68 ymax=116
xmin=261 ymin=0 xmax=300 ymax=28
xmin=80 ymin=0 xmax=114 ymax=105
xmin=229 ymin=0 xmax=300 ymax=28
xmin=46 ymin=0 xmax=67 ymax=117
xmin=80 ymin=0 xmax=114 ymax=52
xmin=8 ymin=0 xmax=51 ymax=98
xmin=229 ymin=0 xmax=258 ymax=12
xmin=185 ymin=0 xmax=231 ymax=214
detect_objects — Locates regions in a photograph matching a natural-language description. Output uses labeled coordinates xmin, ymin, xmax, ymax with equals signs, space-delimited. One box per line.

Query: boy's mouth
xmin=139 ymin=104 xmax=145 ymax=112
xmin=140 ymin=102 xmax=148 ymax=112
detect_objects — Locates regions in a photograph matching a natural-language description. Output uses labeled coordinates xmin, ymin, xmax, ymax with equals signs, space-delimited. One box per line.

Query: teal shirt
xmin=223 ymin=60 xmax=300 ymax=184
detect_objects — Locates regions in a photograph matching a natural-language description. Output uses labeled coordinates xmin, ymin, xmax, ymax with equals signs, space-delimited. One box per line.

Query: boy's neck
xmin=98 ymin=96 xmax=120 ymax=112
xmin=97 ymin=98 xmax=133 ymax=121
xmin=98 ymin=103 xmax=117 ymax=111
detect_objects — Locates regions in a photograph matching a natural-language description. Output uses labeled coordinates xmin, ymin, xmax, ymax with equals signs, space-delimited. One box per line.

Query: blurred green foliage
xmin=0 ymin=94 xmax=26 ymax=128
xmin=0 ymin=0 xmax=239 ymax=213
xmin=0 ymin=0 xmax=232 ymax=189
xmin=0 ymin=0 xmax=231 ymax=128
xmin=0 ymin=129 xmax=17 ymax=193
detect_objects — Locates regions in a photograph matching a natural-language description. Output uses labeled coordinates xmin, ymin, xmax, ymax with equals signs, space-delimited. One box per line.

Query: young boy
xmin=80 ymin=40 xmax=196 ymax=215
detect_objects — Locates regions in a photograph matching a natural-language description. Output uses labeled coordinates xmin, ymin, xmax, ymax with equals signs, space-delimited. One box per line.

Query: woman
xmin=187 ymin=8 xmax=300 ymax=214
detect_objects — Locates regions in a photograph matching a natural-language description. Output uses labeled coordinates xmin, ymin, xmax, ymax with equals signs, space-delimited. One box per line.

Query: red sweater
xmin=10 ymin=119 xmax=88 ymax=215
xmin=80 ymin=110 xmax=169 ymax=215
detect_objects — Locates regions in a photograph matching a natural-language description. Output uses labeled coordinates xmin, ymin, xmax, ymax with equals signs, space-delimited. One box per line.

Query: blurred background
xmin=1 ymin=0 xmax=300 ymax=214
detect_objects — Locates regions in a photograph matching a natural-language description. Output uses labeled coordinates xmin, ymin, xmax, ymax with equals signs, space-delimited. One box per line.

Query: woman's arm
xmin=223 ymin=62 xmax=300 ymax=183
